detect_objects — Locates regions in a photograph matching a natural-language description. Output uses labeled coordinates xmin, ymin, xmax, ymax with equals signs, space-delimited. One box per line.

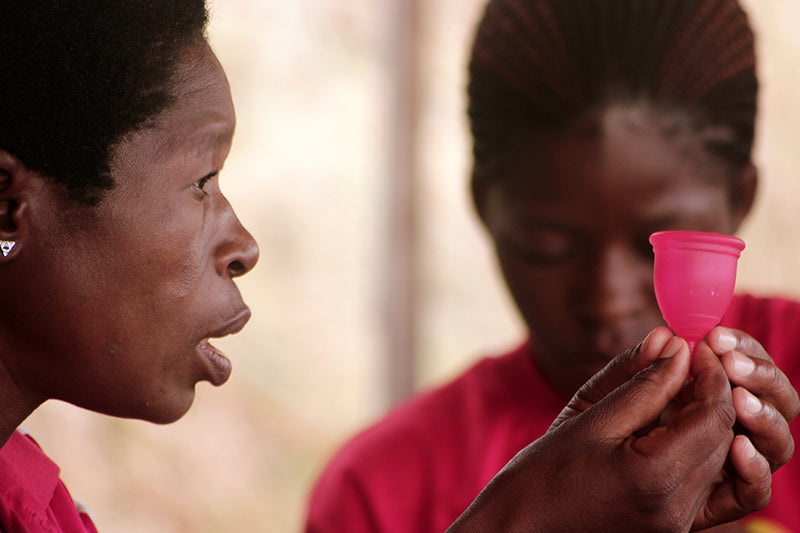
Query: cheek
xmin=496 ymin=248 xmax=575 ymax=326
xmin=159 ymin=247 xmax=207 ymax=299
xmin=81 ymin=223 xmax=210 ymax=343
xmin=120 ymin=206 xmax=209 ymax=298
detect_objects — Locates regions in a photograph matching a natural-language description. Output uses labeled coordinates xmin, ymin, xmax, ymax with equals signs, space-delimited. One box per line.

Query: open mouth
xmin=196 ymin=308 xmax=252 ymax=386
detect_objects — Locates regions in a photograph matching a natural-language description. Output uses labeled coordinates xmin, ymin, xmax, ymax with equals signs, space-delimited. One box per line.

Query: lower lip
xmin=196 ymin=340 xmax=233 ymax=386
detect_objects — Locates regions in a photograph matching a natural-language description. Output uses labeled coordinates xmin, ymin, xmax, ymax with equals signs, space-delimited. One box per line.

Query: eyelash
xmin=192 ymin=170 xmax=218 ymax=197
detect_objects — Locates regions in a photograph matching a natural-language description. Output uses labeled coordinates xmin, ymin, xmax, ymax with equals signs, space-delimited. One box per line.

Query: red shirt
xmin=305 ymin=294 xmax=800 ymax=533
xmin=0 ymin=430 xmax=98 ymax=533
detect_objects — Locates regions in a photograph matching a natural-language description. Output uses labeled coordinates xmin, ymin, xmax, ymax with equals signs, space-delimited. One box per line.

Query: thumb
xmin=551 ymin=327 xmax=678 ymax=429
xmin=580 ymin=336 xmax=691 ymax=440
xmin=579 ymin=327 xmax=678 ymax=406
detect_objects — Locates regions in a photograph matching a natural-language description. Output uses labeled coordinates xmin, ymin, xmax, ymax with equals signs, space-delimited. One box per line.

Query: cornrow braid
xmin=468 ymin=0 xmax=757 ymax=186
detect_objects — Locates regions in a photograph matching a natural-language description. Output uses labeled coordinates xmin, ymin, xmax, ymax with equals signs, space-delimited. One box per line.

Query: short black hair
xmin=468 ymin=0 xmax=757 ymax=187
xmin=0 ymin=0 xmax=209 ymax=205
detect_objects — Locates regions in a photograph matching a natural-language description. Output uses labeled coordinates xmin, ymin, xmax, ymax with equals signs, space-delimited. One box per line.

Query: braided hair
xmin=0 ymin=1 xmax=209 ymax=205
xmin=468 ymin=0 xmax=757 ymax=189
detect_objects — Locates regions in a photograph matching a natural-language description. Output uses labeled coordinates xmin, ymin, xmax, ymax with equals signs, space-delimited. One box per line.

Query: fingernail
xmin=745 ymin=391 xmax=762 ymax=415
xmin=717 ymin=330 xmax=738 ymax=352
xmin=660 ymin=337 xmax=683 ymax=359
xmin=741 ymin=437 xmax=758 ymax=459
xmin=733 ymin=352 xmax=756 ymax=377
xmin=640 ymin=329 xmax=655 ymax=351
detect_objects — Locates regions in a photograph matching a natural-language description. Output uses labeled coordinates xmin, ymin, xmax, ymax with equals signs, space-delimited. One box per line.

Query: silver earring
xmin=0 ymin=241 xmax=15 ymax=257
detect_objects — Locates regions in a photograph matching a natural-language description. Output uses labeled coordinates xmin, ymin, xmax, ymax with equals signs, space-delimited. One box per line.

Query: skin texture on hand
xmin=698 ymin=326 xmax=800 ymax=528
xmin=708 ymin=326 xmax=799 ymax=472
xmin=447 ymin=327 xmax=775 ymax=533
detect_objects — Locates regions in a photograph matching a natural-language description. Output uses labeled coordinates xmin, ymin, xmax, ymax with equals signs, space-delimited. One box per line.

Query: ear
xmin=728 ymin=163 xmax=758 ymax=233
xmin=0 ymin=149 xmax=35 ymax=260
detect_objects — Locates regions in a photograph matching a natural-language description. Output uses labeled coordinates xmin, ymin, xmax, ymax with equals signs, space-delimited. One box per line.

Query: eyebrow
xmin=196 ymin=128 xmax=233 ymax=149
xmin=182 ymin=127 xmax=233 ymax=158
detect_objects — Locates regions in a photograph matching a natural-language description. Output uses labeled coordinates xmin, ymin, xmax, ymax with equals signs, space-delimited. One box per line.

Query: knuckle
xmin=775 ymin=435 xmax=795 ymax=470
xmin=626 ymin=460 xmax=681 ymax=505
xmin=745 ymin=481 xmax=772 ymax=512
xmin=749 ymin=404 xmax=794 ymax=471
xmin=790 ymin=393 xmax=800 ymax=421
xmin=761 ymin=365 xmax=800 ymax=421
xmin=740 ymin=333 xmax=770 ymax=361
xmin=710 ymin=397 xmax=737 ymax=430
xmin=786 ymin=378 xmax=800 ymax=421
xmin=626 ymin=369 xmax=668 ymax=403
xmin=760 ymin=361 xmax=781 ymax=386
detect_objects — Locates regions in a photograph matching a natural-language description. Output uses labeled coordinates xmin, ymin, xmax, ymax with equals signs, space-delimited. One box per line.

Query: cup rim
xmin=649 ymin=230 xmax=745 ymax=254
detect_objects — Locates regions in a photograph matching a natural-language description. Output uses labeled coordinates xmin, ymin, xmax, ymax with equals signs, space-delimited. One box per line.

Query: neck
xmin=0 ymin=356 xmax=43 ymax=447
xmin=526 ymin=345 xmax=587 ymax=401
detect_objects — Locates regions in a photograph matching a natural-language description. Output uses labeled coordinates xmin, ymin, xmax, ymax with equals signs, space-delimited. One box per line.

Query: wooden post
xmin=382 ymin=0 xmax=420 ymax=407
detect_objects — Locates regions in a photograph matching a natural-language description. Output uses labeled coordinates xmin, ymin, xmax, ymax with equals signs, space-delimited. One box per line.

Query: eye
xmin=191 ymin=170 xmax=218 ymax=198
xmin=500 ymin=228 xmax=577 ymax=266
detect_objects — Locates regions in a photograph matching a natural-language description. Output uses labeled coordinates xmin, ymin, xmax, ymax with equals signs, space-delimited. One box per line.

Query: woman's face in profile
xmin=14 ymin=41 xmax=259 ymax=423
xmin=480 ymin=104 xmax=747 ymax=396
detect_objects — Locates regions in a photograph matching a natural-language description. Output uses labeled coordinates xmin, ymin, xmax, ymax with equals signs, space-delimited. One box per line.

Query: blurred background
xmin=23 ymin=1 xmax=800 ymax=531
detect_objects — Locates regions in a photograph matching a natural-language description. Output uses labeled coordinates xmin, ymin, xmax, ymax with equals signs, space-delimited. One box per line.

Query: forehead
xmin=500 ymin=103 xmax=731 ymax=204
xmin=152 ymin=42 xmax=235 ymax=154
xmin=107 ymin=42 xmax=234 ymax=176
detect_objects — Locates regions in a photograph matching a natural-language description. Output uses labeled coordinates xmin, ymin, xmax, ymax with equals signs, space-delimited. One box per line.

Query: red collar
xmin=0 ymin=429 xmax=61 ymax=510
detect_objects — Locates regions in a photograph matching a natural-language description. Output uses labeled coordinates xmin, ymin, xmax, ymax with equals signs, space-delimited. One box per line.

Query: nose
xmin=214 ymin=195 xmax=259 ymax=278
xmin=580 ymin=241 xmax=649 ymax=325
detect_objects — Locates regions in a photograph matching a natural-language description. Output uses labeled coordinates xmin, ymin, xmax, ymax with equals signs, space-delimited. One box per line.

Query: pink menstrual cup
xmin=649 ymin=231 xmax=745 ymax=354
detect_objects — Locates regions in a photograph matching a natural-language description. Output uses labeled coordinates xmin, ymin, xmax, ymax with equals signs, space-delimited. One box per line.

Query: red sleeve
xmin=305 ymin=467 xmax=380 ymax=533
xmin=304 ymin=420 xmax=441 ymax=533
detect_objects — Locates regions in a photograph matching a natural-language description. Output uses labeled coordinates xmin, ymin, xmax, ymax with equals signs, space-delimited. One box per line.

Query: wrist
xmin=446 ymin=448 xmax=550 ymax=533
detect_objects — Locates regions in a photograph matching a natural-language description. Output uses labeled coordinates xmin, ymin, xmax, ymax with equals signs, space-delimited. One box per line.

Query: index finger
xmin=708 ymin=327 xmax=800 ymax=423
xmin=576 ymin=336 xmax=690 ymax=439
xmin=707 ymin=327 xmax=772 ymax=363
xmin=632 ymin=341 xmax=735 ymax=463
xmin=567 ymin=327 xmax=676 ymax=411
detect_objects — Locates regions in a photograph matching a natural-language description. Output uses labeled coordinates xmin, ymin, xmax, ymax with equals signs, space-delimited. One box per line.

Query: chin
xmin=145 ymin=394 xmax=196 ymax=425
xmin=57 ymin=380 xmax=198 ymax=424
xmin=145 ymin=407 xmax=193 ymax=425
xmin=102 ymin=389 xmax=197 ymax=425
